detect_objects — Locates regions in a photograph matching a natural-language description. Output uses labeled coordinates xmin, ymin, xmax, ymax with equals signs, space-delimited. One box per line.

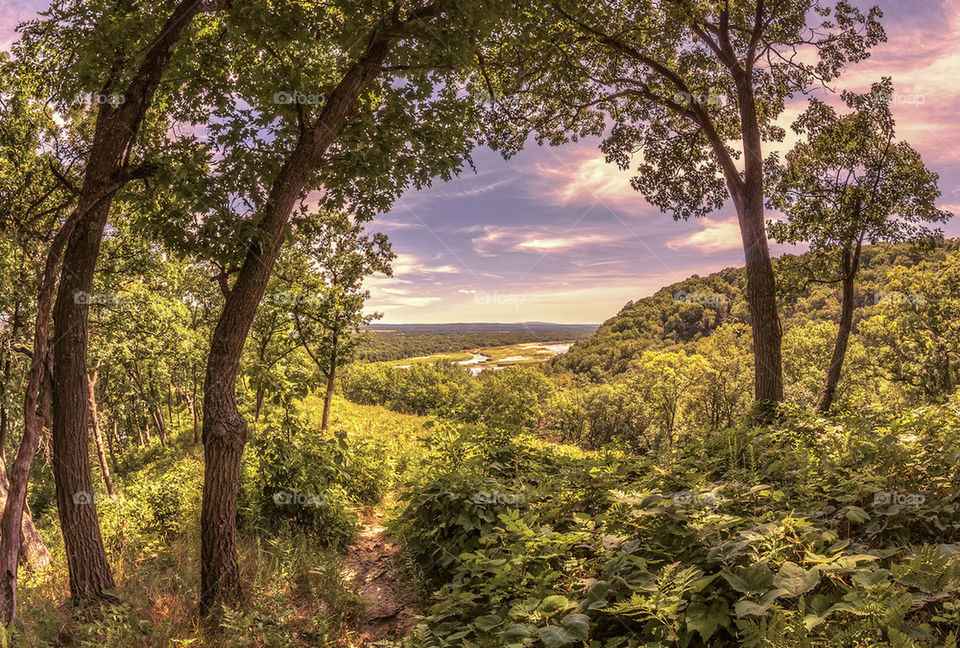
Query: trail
xmin=341 ymin=510 xmax=420 ymax=646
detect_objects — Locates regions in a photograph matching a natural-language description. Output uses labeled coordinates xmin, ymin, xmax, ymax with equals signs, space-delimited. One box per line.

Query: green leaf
xmin=538 ymin=595 xmax=572 ymax=615
xmin=475 ymin=614 xmax=503 ymax=632
xmin=722 ymin=563 xmax=774 ymax=594
xmin=538 ymin=626 xmax=576 ymax=648
xmin=685 ymin=599 xmax=730 ymax=641
xmin=735 ymin=600 xmax=772 ymax=617
xmin=502 ymin=625 xmax=534 ymax=642
xmin=843 ymin=506 xmax=871 ymax=523
xmin=561 ymin=613 xmax=590 ymax=640
xmin=773 ymin=562 xmax=821 ymax=597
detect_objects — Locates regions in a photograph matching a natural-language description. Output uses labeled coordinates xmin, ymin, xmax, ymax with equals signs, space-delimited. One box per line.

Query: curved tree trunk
xmin=0 ymin=210 xmax=82 ymax=623
xmin=200 ymin=131 xmax=321 ymax=613
xmin=199 ymin=24 xmax=402 ymax=612
xmin=0 ymin=472 xmax=49 ymax=571
xmin=816 ymin=245 xmax=861 ymax=414
xmin=47 ymin=0 xmax=207 ymax=607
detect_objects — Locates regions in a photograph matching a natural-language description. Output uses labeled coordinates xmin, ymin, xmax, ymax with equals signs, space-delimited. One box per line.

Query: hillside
xmin=557 ymin=240 xmax=960 ymax=380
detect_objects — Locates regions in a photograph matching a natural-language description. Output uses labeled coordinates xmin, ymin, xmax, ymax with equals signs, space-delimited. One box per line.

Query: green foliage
xmin=344 ymin=361 xmax=560 ymax=432
xmin=395 ymin=397 xmax=960 ymax=647
xmin=860 ymin=253 xmax=960 ymax=401
xmin=466 ymin=366 xmax=557 ymax=430
xmin=244 ymin=414 xmax=360 ymax=547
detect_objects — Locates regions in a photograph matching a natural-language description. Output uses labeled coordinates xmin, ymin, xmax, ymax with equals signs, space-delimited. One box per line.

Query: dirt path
xmin=341 ymin=511 xmax=420 ymax=646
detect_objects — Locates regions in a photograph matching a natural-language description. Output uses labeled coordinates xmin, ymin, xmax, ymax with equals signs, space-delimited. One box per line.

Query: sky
xmin=4 ymin=1 xmax=960 ymax=324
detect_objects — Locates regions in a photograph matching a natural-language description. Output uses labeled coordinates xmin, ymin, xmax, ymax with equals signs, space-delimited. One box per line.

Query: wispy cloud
xmin=514 ymin=233 xmax=616 ymax=251
xmin=532 ymin=146 xmax=640 ymax=210
xmin=667 ymin=217 xmax=742 ymax=254
xmin=392 ymin=253 xmax=460 ymax=276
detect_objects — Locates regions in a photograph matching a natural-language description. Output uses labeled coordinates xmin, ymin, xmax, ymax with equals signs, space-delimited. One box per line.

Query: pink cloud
xmin=667 ymin=217 xmax=743 ymax=254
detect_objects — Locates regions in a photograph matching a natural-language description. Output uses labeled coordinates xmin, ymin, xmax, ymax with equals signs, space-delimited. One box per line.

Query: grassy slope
xmin=13 ymin=396 xmax=428 ymax=648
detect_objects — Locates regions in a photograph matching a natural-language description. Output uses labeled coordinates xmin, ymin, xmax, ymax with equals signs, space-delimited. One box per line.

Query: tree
xmin=152 ymin=0 xmax=501 ymax=610
xmin=769 ymin=79 xmax=951 ymax=413
xmin=481 ymin=0 xmax=886 ymax=410
xmin=285 ymin=212 xmax=394 ymax=430
xmin=0 ymin=50 xmax=83 ymax=621
xmin=860 ymin=254 xmax=960 ymax=402
xmin=0 ymin=0 xmax=218 ymax=615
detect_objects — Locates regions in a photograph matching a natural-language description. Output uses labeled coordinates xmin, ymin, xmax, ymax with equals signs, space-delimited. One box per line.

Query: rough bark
xmin=0 ymin=210 xmax=82 ymax=623
xmin=733 ymin=75 xmax=783 ymax=409
xmin=0 ymin=472 xmax=49 ymax=571
xmin=200 ymin=21 xmax=404 ymax=612
xmin=816 ymin=245 xmax=862 ymax=414
xmin=48 ymin=0 xmax=206 ymax=606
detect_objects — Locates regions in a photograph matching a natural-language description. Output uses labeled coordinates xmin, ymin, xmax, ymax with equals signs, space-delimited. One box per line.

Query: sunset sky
xmin=4 ymin=0 xmax=959 ymax=324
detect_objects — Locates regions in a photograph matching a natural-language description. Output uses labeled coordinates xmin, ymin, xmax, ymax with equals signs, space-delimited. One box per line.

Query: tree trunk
xmin=0 ymin=295 xmax=22 ymax=462
xmin=86 ymin=370 xmax=115 ymax=496
xmin=129 ymin=362 xmax=167 ymax=446
xmin=192 ymin=368 xmax=200 ymax=444
xmin=108 ymin=420 xmax=120 ymax=474
xmin=815 ymin=246 xmax=861 ymax=414
xmin=321 ymin=332 xmax=338 ymax=431
xmin=0 ymin=208 xmax=83 ymax=623
xmin=47 ymin=0 xmax=206 ymax=607
xmin=201 ymin=131 xmax=320 ymax=613
xmin=732 ymin=76 xmax=783 ymax=410
xmin=254 ymin=387 xmax=265 ymax=424
xmin=200 ymin=27 xmax=399 ymax=611
xmin=52 ymin=199 xmax=118 ymax=604
xmin=0 ymin=472 xmax=49 ymax=571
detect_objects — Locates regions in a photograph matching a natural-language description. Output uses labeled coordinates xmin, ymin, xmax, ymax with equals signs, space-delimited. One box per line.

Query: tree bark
xmin=733 ymin=76 xmax=783 ymax=410
xmin=816 ymin=245 xmax=862 ymax=414
xmin=321 ymin=331 xmax=339 ymax=431
xmin=48 ymin=0 xmax=206 ymax=607
xmin=0 ymin=208 xmax=83 ymax=623
xmin=0 ymin=472 xmax=49 ymax=571
xmin=200 ymin=22 xmax=402 ymax=612
xmin=86 ymin=369 xmax=115 ymax=496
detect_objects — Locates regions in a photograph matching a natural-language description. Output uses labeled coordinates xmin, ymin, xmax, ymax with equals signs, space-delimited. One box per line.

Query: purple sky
xmin=5 ymin=1 xmax=959 ymax=323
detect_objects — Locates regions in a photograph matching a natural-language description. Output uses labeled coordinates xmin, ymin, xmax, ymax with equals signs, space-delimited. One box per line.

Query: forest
xmin=1 ymin=0 xmax=959 ymax=647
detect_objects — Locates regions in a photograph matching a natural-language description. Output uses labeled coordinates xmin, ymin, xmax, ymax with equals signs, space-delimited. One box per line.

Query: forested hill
xmin=557 ymin=239 xmax=960 ymax=380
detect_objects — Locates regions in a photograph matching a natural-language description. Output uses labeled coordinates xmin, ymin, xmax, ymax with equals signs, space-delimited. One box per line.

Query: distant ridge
xmin=557 ymin=240 xmax=960 ymax=380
